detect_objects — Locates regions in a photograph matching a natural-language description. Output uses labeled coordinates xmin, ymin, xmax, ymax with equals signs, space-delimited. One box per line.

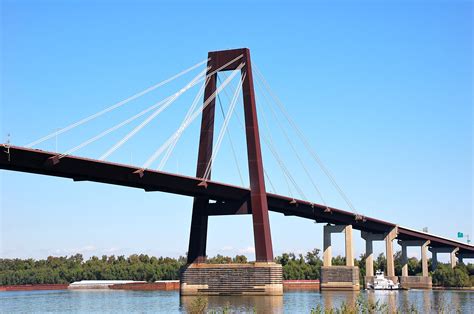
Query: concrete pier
xmin=398 ymin=239 xmax=432 ymax=289
xmin=320 ymin=224 xmax=359 ymax=291
xmin=361 ymin=231 xmax=387 ymax=286
xmin=430 ymin=247 xmax=459 ymax=270
xmin=180 ymin=263 xmax=283 ymax=296
xmin=385 ymin=227 xmax=398 ymax=282
xmin=361 ymin=228 xmax=398 ymax=286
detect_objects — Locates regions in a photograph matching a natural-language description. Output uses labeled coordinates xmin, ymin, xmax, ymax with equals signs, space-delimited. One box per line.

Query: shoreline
xmin=2 ymin=281 xmax=473 ymax=292
xmin=0 ymin=280 xmax=320 ymax=292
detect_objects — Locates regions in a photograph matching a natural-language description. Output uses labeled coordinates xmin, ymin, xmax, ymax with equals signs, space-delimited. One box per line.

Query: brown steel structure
xmin=1 ymin=145 xmax=473 ymax=255
xmin=188 ymin=49 xmax=273 ymax=263
xmin=1 ymin=48 xmax=473 ymax=259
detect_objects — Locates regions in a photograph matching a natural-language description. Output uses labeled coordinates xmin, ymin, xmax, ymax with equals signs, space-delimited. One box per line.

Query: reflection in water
xmin=181 ymin=290 xmax=474 ymax=313
xmin=322 ymin=291 xmax=359 ymax=309
xmin=1 ymin=289 xmax=473 ymax=313
xmin=180 ymin=295 xmax=284 ymax=313
xmin=423 ymin=290 xmax=430 ymax=313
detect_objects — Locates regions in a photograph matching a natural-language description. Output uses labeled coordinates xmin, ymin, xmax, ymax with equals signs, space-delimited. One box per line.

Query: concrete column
xmin=323 ymin=225 xmax=332 ymax=267
xmin=401 ymin=243 xmax=408 ymax=277
xmin=429 ymin=246 xmax=459 ymax=271
xmin=323 ymin=224 xmax=347 ymax=267
xmin=421 ymin=240 xmax=430 ymax=277
xmin=450 ymin=247 xmax=459 ymax=268
xmin=431 ymin=251 xmax=438 ymax=271
xmin=345 ymin=225 xmax=354 ymax=266
xmin=361 ymin=231 xmax=386 ymax=278
xmin=385 ymin=228 xmax=398 ymax=277
xmin=365 ymin=238 xmax=374 ymax=277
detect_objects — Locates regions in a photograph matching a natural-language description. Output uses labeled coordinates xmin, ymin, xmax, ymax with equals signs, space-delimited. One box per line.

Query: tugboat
xmin=367 ymin=270 xmax=400 ymax=290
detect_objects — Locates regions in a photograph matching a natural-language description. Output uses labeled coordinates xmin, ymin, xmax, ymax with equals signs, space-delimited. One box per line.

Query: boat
xmin=367 ymin=270 xmax=400 ymax=290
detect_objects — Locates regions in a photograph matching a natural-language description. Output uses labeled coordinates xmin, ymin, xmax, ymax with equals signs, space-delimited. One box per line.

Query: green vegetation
xmin=0 ymin=254 xmax=185 ymax=285
xmin=432 ymin=263 xmax=474 ymax=287
xmin=309 ymin=294 xmax=460 ymax=314
xmin=1 ymin=250 xmax=473 ymax=287
xmin=0 ymin=253 xmax=247 ymax=285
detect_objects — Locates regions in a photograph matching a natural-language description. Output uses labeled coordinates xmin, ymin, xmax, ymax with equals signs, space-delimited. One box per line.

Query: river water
xmin=1 ymin=290 xmax=473 ymax=313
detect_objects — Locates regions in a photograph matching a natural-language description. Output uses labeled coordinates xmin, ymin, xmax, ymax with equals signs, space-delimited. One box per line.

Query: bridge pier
xmin=361 ymin=231 xmax=388 ymax=287
xmin=385 ymin=227 xmax=398 ymax=282
xmin=398 ymin=240 xmax=432 ymax=289
xmin=429 ymin=247 xmax=459 ymax=270
xmin=361 ymin=228 xmax=398 ymax=287
xmin=320 ymin=224 xmax=360 ymax=291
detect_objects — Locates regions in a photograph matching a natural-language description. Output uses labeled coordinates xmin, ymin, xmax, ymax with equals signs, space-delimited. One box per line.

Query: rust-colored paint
xmin=187 ymin=48 xmax=273 ymax=263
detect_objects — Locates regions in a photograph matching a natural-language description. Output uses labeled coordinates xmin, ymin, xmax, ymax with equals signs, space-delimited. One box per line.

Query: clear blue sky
xmin=1 ymin=0 xmax=472 ymax=261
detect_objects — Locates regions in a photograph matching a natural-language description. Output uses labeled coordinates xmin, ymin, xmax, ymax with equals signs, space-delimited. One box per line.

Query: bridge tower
xmin=180 ymin=48 xmax=283 ymax=296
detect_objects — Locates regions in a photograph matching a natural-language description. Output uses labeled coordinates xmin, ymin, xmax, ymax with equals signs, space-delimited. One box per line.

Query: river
xmin=1 ymin=289 xmax=473 ymax=313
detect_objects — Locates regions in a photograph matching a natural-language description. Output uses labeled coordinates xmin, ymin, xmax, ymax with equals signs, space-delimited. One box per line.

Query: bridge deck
xmin=1 ymin=145 xmax=472 ymax=253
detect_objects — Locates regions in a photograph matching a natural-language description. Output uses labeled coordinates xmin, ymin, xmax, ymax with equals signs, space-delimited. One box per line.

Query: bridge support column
xmin=361 ymin=231 xmax=390 ymax=287
xmin=431 ymin=250 xmax=438 ymax=271
xmin=421 ymin=240 xmax=429 ymax=277
xmin=321 ymin=224 xmax=359 ymax=291
xmin=385 ymin=227 xmax=397 ymax=280
xmin=450 ymin=247 xmax=459 ymax=268
xmin=398 ymin=240 xmax=432 ymax=289
xmin=430 ymin=247 xmax=460 ymax=271
xmin=401 ymin=243 xmax=408 ymax=277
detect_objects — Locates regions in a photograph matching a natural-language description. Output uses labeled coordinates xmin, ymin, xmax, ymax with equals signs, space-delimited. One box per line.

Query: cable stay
xmin=53 ymin=94 xmax=176 ymax=161
xmin=157 ymin=77 xmax=210 ymax=171
xmin=26 ymin=58 xmax=210 ymax=148
xmin=99 ymin=67 xmax=208 ymax=161
xmin=200 ymin=72 xmax=246 ymax=184
xmin=137 ymin=63 xmax=245 ymax=175
xmin=217 ymin=72 xmax=299 ymax=201
xmin=215 ymin=75 xmax=246 ymax=187
xmin=259 ymin=102 xmax=306 ymax=202
xmin=254 ymin=64 xmax=362 ymax=219
xmin=263 ymin=168 xmax=277 ymax=193
xmin=216 ymin=91 xmax=245 ymax=187
xmin=140 ymin=54 xmax=245 ymax=170
xmin=255 ymin=77 xmax=331 ymax=212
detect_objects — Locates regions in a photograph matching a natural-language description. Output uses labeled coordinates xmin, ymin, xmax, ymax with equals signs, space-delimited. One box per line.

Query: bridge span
xmin=1 ymin=145 xmax=472 ymax=253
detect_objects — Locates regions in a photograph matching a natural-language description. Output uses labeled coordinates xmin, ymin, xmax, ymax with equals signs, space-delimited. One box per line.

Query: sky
xmin=1 ymin=0 xmax=472 ymax=262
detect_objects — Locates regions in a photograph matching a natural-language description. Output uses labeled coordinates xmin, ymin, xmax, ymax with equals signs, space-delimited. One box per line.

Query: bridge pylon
xmin=181 ymin=48 xmax=282 ymax=296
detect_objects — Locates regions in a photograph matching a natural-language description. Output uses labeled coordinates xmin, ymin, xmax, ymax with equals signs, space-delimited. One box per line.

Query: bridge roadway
xmin=1 ymin=145 xmax=472 ymax=254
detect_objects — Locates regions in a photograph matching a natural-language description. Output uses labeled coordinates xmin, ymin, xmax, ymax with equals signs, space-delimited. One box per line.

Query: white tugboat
xmin=367 ymin=270 xmax=400 ymax=290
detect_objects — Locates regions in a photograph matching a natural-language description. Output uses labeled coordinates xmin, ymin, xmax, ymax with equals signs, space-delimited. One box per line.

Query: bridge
xmin=1 ymin=48 xmax=472 ymax=295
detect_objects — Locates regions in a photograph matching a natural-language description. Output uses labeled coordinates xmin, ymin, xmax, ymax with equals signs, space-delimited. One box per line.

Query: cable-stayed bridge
xmin=1 ymin=48 xmax=472 ymax=294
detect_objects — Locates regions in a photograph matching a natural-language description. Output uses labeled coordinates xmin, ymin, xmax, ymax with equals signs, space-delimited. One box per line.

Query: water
xmin=1 ymin=290 xmax=473 ymax=313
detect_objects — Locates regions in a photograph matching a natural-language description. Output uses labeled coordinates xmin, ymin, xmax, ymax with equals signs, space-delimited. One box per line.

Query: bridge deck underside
xmin=1 ymin=146 xmax=472 ymax=253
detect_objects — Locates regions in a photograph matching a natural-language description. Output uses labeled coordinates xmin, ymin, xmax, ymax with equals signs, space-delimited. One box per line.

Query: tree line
xmin=1 ymin=250 xmax=473 ymax=287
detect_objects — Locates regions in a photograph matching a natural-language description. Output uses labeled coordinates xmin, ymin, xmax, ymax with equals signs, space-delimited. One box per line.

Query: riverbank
xmin=1 ymin=280 xmax=320 ymax=292
xmin=5 ymin=280 xmax=474 ymax=292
